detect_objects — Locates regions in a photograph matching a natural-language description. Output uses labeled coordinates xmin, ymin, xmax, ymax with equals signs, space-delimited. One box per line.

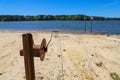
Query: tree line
xmin=0 ymin=14 xmax=120 ymax=21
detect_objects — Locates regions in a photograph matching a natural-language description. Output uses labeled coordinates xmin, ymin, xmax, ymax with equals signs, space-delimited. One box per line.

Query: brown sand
xmin=0 ymin=31 xmax=120 ymax=80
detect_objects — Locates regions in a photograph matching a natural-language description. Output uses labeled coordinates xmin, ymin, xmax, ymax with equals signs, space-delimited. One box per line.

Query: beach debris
xmin=63 ymin=49 xmax=66 ymax=52
xmin=95 ymin=62 xmax=103 ymax=67
xmin=0 ymin=73 xmax=2 ymax=75
xmin=110 ymin=72 xmax=120 ymax=80
xmin=58 ymin=55 xmax=61 ymax=57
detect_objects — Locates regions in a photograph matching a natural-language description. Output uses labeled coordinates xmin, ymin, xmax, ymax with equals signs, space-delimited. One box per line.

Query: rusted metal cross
xmin=20 ymin=33 xmax=47 ymax=80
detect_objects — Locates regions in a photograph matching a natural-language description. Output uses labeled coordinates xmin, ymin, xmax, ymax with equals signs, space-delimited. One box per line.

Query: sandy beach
xmin=0 ymin=31 xmax=120 ymax=80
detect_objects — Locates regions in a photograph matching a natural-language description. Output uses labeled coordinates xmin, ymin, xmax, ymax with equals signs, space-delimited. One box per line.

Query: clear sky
xmin=0 ymin=0 xmax=120 ymax=17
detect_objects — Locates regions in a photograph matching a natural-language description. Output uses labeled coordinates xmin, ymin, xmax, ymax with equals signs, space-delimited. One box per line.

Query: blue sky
xmin=0 ymin=0 xmax=120 ymax=17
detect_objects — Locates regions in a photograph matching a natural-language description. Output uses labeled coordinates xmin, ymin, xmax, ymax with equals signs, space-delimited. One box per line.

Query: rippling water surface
xmin=0 ymin=21 xmax=120 ymax=34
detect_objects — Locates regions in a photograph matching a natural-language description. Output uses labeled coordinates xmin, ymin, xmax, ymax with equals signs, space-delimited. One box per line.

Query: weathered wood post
xmin=22 ymin=33 xmax=35 ymax=80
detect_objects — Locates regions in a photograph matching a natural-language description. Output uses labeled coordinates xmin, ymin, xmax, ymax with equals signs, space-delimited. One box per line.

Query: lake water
xmin=0 ymin=21 xmax=120 ymax=34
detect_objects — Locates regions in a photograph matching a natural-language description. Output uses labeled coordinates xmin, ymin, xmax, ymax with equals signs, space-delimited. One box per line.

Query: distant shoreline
xmin=0 ymin=20 xmax=120 ymax=22
xmin=0 ymin=14 xmax=120 ymax=22
xmin=0 ymin=29 xmax=120 ymax=35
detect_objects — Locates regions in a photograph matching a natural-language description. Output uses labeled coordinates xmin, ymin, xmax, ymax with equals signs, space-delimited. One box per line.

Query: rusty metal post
xmin=90 ymin=21 xmax=93 ymax=33
xmin=90 ymin=17 xmax=93 ymax=33
xmin=84 ymin=17 xmax=87 ymax=33
xmin=22 ymin=33 xmax=35 ymax=80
